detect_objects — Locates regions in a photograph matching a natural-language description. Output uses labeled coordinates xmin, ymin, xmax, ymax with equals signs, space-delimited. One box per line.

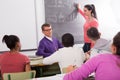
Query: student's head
xmin=2 ymin=35 xmax=21 ymax=51
xmin=111 ymin=32 xmax=120 ymax=55
xmin=41 ymin=23 xmax=52 ymax=37
xmin=62 ymin=33 xmax=74 ymax=47
xmin=84 ymin=4 xmax=97 ymax=19
xmin=87 ymin=27 xmax=100 ymax=42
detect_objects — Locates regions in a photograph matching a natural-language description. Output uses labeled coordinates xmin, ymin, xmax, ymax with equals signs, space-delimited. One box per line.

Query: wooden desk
xmin=30 ymin=58 xmax=44 ymax=67
xmin=29 ymin=57 xmax=61 ymax=77
xmin=26 ymin=74 xmax=65 ymax=80
xmin=29 ymin=56 xmax=45 ymax=77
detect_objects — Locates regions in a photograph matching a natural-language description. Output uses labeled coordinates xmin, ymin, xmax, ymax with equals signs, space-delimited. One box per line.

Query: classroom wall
xmin=27 ymin=0 xmax=120 ymax=55
xmin=43 ymin=0 xmax=120 ymax=45
xmin=78 ymin=0 xmax=120 ymax=40
xmin=0 ymin=0 xmax=45 ymax=53
xmin=22 ymin=0 xmax=45 ymax=55
xmin=0 ymin=0 xmax=120 ymax=55
xmin=35 ymin=0 xmax=45 ymax=44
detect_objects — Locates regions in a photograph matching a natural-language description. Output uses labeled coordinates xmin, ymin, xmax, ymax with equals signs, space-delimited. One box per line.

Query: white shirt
xmin=43 ymin=47 xmax=85 ymax=73
xmin=45 ymin=36 xmax=52 ymax=41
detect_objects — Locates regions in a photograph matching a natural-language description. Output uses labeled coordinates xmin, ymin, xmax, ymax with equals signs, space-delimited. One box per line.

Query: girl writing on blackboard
xmin=77 ymin=4 xmax=99 ymax=53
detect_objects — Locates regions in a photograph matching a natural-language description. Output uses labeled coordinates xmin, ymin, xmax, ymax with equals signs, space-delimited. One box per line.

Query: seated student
xmin=36 ymin=23 xmax=63 ymax=57
xmin=0 ymin=35 xmax=31 ymax=78
xmin=86 ymin=27 xmax=112 ymax=58
xmin=43 ymin=33 xmax=85 ymax=73
xmin=63 ymin=32 xmax=120 ymax=80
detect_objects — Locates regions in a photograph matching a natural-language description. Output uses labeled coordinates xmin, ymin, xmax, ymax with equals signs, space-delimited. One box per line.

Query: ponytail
xmin=91 ymin=4 xmax=97 ymax=19
xmin=2 ymin=35 xmax=20 ymax=49
xmin=2 ymin=35 xmax=9 ymax=43
xmin=84 ymin=4 xmax=97 ymax=19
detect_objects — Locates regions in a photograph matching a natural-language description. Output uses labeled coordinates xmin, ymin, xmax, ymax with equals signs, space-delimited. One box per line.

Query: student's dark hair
xmin=113 ymin=32 xmax=120 ymax=55
xmin=84 ymin=4 xmax=97 ymax=19
xmin=2 ymin=35 xmax=20 ymax=50
xmin=87 ymin=27 xmax=100 ymax=41
xmin=41 ymin=23 xmax=51 ymax=31
xmin=62 ymin=33 xmax=74 ymax=47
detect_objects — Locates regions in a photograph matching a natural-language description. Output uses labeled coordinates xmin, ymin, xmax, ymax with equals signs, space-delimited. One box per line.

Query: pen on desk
xmin=73 ymin=59 xmax=77 ymax=68
xmin=73 ymin=65 xmax=77 ymax=68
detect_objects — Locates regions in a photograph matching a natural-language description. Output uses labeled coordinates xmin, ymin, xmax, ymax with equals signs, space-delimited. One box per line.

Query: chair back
xmin=3 ymin=70 xmax=36 ymax=80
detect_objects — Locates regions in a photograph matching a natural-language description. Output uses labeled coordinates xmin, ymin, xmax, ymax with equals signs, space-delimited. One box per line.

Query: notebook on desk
xmin=28 ymin=55 xmax=43 ymax=60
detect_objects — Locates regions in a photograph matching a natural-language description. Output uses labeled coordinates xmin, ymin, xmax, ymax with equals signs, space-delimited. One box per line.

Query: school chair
xmin=3 ymin=70 xmax=36 ymax=80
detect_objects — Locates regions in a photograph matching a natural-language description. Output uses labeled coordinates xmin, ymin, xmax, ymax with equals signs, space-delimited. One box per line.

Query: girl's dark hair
xmin=84 ymin=4 xmax=97 ymax=19
xmin=2 ymin=35 xmax=20 ymax=50
xmin=62 ymin=33 xmax=74 ymax=47
xmin=113 ymin=32 xmax=120 ymax=55
xmin=87 ymin=27 xmax=100 ymax=41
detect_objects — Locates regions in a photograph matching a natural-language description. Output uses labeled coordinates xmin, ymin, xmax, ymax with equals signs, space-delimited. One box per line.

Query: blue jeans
xmin=83 ymin=43 xmax=91 ymax=53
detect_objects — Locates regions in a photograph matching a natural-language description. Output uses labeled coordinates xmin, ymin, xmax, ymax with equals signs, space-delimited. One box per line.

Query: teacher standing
xmin=77 ymin=4 xmax=99 ymax=53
